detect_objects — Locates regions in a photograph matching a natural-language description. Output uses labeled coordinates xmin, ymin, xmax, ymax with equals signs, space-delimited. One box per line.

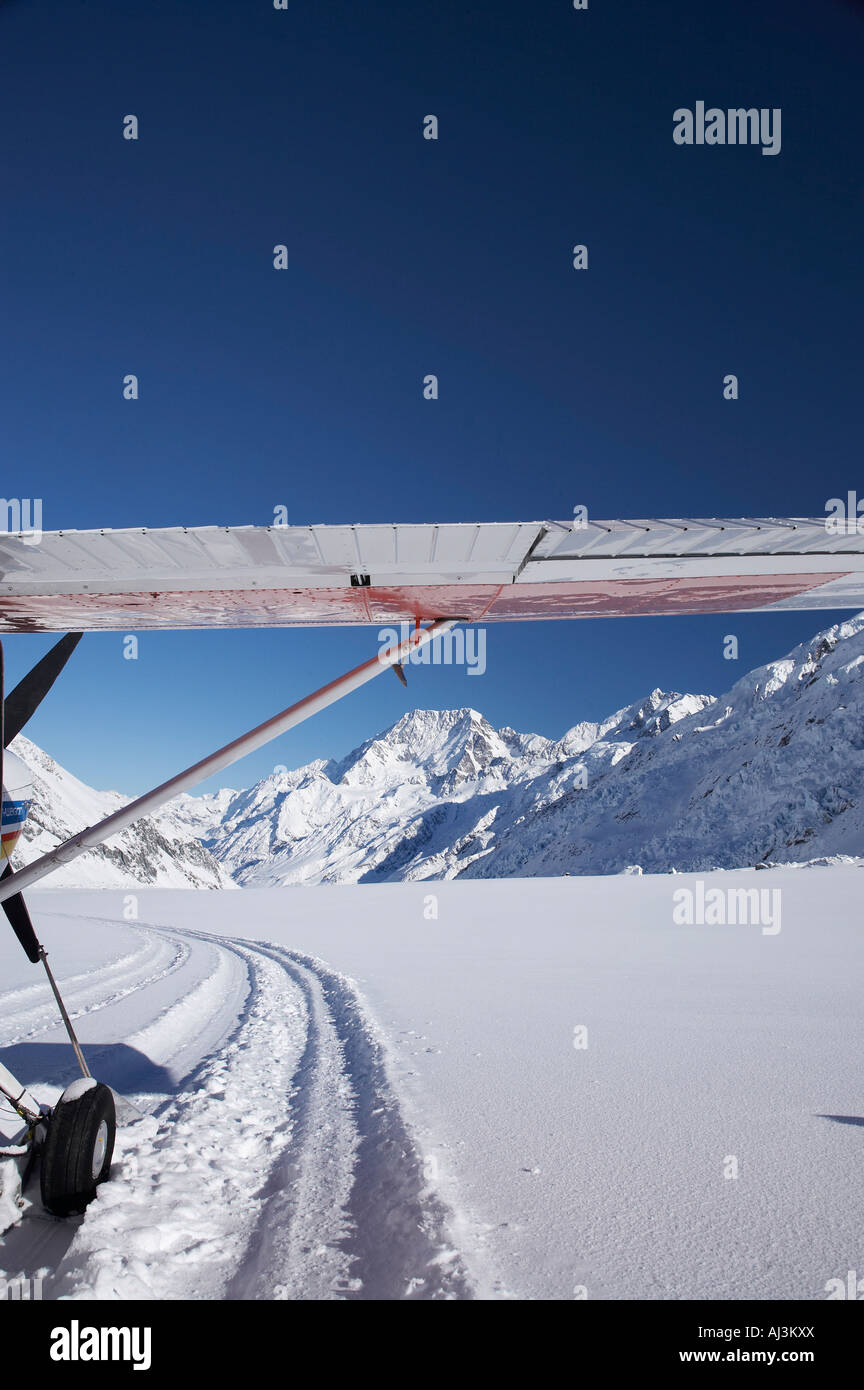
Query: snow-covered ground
xmin=1 ymin=868 xmax=862 ymax=1301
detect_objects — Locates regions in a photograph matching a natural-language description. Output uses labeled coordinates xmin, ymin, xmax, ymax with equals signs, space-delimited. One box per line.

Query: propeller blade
xmin=3 ymin=633 xmax=82 ymax=747
xmin=0 ymin=639 xmax=45 ymax=961
xmin=0 ymin=865 xmax=41 ymax=963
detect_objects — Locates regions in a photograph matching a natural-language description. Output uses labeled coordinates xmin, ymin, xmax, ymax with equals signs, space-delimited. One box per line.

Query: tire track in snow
xmin=226 ymin=943 xmax=472 ymax=1301
xmin=40 ymin=924 xmax=472 ymax=1300
xmin=45 ymin=935 xmax=307 ymax=1300
xmin=0 ymin=928 xmax=189 ymax=1050
xmin=119 ymin=930 xmax=249 ymax=1087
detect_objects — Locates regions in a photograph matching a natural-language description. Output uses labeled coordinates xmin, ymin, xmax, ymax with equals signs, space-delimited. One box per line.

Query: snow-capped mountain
xmin=10 ymin=735 xmax=235 ymax=891
xmin=456 ymin=614 xmax=864 ymax=880
xmin=164 ymin=613 xmax=864 ymax=884
xmin=13 ymin=613 xmax=864 ymax=889
xmin=159 ymin=690 xmax=714 ymax=886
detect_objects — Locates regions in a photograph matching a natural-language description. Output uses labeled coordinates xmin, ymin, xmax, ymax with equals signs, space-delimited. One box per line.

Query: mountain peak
xmin=13 ymin=611 xmax=864 ymax=890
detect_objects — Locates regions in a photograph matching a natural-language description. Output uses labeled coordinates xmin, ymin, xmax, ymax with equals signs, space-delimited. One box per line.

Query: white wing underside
xmin=1 ymin=518 xmax=862 ymax=631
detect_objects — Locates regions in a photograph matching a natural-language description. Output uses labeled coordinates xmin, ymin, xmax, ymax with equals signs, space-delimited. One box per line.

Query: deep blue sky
xmin=2 ymin=0 xmax=862 ymax=794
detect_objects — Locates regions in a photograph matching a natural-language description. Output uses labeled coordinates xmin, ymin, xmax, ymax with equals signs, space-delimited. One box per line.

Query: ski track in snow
xmin=1 ymin=921 xmax=472 ymax=1301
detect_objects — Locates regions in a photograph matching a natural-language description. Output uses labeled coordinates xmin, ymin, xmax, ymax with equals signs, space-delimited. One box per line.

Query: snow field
xmin=1 ymin=867 xmax=861 ymax=1300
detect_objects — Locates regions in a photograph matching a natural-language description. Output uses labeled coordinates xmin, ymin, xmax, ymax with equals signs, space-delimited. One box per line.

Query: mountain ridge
xmin=11 ymin=612 xmax=864 ymax=890
xmin=11 ymin=735 xmax=235 ymax=891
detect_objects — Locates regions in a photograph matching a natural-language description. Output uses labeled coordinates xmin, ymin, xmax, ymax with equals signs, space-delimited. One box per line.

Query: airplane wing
xmin=1 ymin=518 xmax=863 ymax=632
xmin=2 ymin=515 xmax=862 ymax=907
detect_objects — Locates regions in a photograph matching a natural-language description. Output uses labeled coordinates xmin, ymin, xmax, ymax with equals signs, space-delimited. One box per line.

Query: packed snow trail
xmin=0 ymin=919 xmax=472 ymax=1301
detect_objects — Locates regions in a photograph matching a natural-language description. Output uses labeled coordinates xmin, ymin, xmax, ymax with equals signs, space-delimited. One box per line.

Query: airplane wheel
xmin=40 ymin=1080 xmax=116 ymax=1217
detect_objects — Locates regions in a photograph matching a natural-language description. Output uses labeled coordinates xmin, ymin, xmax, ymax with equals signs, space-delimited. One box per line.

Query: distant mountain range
xmin=13 ymin=612 xmax=864 ymax=890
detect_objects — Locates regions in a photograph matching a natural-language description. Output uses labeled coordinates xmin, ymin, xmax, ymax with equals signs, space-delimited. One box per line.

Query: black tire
xmin=40 ymin=1081 xmax=116 ymax=1217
